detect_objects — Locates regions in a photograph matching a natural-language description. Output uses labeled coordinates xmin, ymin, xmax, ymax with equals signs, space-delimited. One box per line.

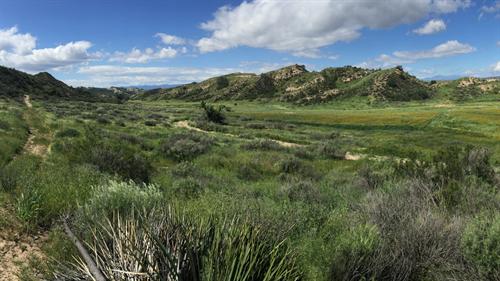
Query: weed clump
xmin=160 ymin=132 xmax=214 ymax=161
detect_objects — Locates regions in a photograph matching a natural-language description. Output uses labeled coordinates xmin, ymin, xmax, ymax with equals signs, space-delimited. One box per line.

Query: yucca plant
xmin=68 ymin=207 xmax=302 ymax=281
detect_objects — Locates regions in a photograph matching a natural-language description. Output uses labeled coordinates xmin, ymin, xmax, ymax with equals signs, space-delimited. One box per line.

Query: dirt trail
xmin=174 ymin=120 xmax=304 ymax=148
xmin=0 ymin=95 xmax=48 ymax=280
xmin=22 ymin=95 xmax=48 ymax=157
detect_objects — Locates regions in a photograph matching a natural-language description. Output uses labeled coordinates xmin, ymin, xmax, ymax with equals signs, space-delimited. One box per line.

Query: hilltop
xmin=133 ymin=65 xmax=437 ymax=103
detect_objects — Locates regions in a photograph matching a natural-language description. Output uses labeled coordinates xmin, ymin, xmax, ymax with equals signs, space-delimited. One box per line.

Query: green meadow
xmin=1 ymin=95 xmax=499 ymax=280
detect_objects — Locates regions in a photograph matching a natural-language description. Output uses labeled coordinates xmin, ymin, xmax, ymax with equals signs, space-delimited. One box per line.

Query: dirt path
xmin=0 ymin=95 xmax=49 ymax=280
xmin=21 ymin=95 xmax=49 ymax=157
xmin=174 ymin=120 xmax=304 ymax=148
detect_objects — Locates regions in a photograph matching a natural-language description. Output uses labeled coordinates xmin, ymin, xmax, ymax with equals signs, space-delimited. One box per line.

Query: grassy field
xmin=0 ymin=96 xmax=499 ymax=280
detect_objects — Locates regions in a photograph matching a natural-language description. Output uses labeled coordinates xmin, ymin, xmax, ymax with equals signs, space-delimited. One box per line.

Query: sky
xmin=0 ymin=0 xmax=499 ymax=87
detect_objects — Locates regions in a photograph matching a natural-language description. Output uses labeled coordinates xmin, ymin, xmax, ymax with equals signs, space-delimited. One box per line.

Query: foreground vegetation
xmin=0 ymin=91 xmax=499 ymax=280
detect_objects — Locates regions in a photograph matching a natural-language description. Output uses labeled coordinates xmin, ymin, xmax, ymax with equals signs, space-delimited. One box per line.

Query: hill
xmin=133 ymin=65 xmax=434 ymax=103
xmin=0 ymin=65 xmax=124 ymax=102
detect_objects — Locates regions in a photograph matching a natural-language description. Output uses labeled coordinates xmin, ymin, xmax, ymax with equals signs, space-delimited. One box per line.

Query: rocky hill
xmin=0 ymin=66 xmax=124 ymax=102
xmin=133 ymin=65 xmax=434 ymax=103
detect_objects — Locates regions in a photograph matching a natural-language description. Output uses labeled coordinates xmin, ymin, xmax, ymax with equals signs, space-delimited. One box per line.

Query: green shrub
xmin=237 ymin=160 xmax=265 ymax=181
xmin=357 ymin=164 xmax=385 ymax=190
xmin=241 ymin=139 xmax=284 ymax=151
xmin=87 ymin=144 xmax=152 ymax=183
xmin=160 ymin=132 xmax=214 ymax=161
xmin=0 ymin=165 xmax=18 ymax=192
xmin=172 ymin=177 xmax=204 ymax=198
xmin=462 ymin=213 xmax=500 ymax=279
xmin=316 ymin=140 xmax=346 ymax=159
xmin=78 ymin=180 xmax=162 ymax=223
xmin=200 ymin=101 xmax=226 ymax=124
xmin=280 ymin=180 xmax=322 ymax=204
xmin=0 ymin=120 xmax=11 ymax=130
xmin=55 ymin=128 xmax=80 ymax=138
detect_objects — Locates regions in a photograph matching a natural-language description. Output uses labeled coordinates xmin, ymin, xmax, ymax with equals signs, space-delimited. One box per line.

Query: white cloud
xmin=70 ymin=62 xmax=287 ymax=87
xmin=110 ymin=47 xmax=178 ymax=63
xmin=197 ymin=0 xmax=470 ymax=54
xmin=497 ymin=41 xmax=500 ymax=47
xmin=155 ymin=33 xmax=187 ymax=45
xmin=0 ymin=26 xmax=36 ymax=55
xmin=0 ymin=26 xmax=96 ymax=72
xmin=359 ymin=40 xmax=475 ymax=68
xmin=494 ymin=61 xmax=500 ymax=72
xmin=481 ymin=1 xmax=500 ymax=13
xmin=413 ymin=19 xmax=446 ymax=35
xmin=394 ymin=40 xmax=475 ymax=59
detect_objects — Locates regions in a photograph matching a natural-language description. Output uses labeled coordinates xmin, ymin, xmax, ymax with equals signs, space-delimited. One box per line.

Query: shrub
xmin=0 ymin=120 xmax=10 ymax=130
xmin=96 ymin=116 xmax=111 ymax=124
xmin=241 ymin=139 xmax=284 ymax=151
xmin=237 ymin=160 xmax=265 ymax=181
xmin=280 ymin=180 xmax=322 ymax=204
xmin=144 ymin=120 xmax=157 ymax=126
xmin=77 ymin=180 xmax=162 ymax=224
xmin=172 ymin=177 xmax=204 ymax=198
xmin=55 ymin=128 xmax=80 ymax=138
xmin=278 ymin=156 xmax=319 ymax=181
xmin=462 ymin=213 xmax=500 ymax=279
xmin=0 ymin=166 xmax=18 ymax=192
xmin=316 ymin=140 xmax=346 ymax=159
xmin=159 ymin=132 xmax=214 ymax=161
xmin=87 ymin=144 xmax=153 ymax=183
xmin=357 ymin=165 xmax=385 ymax=190
xmin=200 ymin=101 xmax=226 ymax=124
xmin=357 ymin=183 xmax=470 ymax=281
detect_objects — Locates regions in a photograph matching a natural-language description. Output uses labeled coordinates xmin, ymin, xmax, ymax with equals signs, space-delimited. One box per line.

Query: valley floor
xmin=0 ymin=96 xmax=499 ymax=280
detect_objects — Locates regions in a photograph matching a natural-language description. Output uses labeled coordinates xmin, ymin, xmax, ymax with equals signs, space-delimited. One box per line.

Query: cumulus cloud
xmin=155 ymin=33 xmax=187 ymax=45
xmin=413 ymin=19 xmax=446 ymax=35
xmin=110 ymin=47 xmax=178 ymax=63
xmin=0 ymin=26 xmax=96 ymax=72
xmin=359 ymin=40 xmax=475 ymax=68
xmin=197 ymin=0 xmax=470 ymax=54
xmin=394 ymin=40 xmax=475 ymax=59
xmin=494 ymin=61 xmax=500 ymax=72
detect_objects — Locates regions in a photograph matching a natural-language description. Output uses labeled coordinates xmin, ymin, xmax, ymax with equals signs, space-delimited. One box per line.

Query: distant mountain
xmin=133 ymin=65 xmax=433 ymax=104
xmin=126 ymin=84 xmax=181 ymax=90
xmin=0 ymin=65 xmax=124 ymax=102
xmin=423 ymin=75 xmax=462 ymax=81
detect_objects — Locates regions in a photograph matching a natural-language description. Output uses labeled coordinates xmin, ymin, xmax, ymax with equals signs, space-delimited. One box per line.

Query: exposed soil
xmin=0 ymin=200 xmax=48 ymax=281
xmin=174 ymin=120 xmax=305 ymax=148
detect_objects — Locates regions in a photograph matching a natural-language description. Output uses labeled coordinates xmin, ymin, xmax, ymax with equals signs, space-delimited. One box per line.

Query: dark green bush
xmin=200 ymin=101 xmax=226 ymax=124
xmin=0 ymin=166 xmax=17 ymax=192
xmin=55 ymin=128 xmax=80 ymax=138
xmin=87 ymin=144 xmax=152 ymax=183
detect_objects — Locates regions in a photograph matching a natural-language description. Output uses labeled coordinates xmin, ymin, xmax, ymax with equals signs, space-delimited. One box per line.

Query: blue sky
xmin=0 ymin=0 xmax=499 ymax=87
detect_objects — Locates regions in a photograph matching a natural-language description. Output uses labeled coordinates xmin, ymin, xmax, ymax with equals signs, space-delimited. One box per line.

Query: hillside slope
xmin=0 ymin=66 xmax=125 ymax=102
xmin=133 ymin=65 xmax=434 ymax=103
